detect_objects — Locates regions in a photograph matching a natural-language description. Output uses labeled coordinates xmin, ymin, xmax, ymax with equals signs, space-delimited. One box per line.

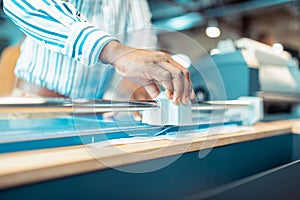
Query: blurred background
xmin=148 ymin=0 xmax=300 ymax=61
xmin=0 ymin=0 xmax=299 ymax=59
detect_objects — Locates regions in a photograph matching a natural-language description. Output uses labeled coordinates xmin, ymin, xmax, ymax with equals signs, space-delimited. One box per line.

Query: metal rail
xmin=0 ymin=97 xmax=250 ymax=114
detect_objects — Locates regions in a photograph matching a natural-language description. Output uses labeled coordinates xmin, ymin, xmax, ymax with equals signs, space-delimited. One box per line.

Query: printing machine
xmin=192 ymin=37 xmax=300 ymax=121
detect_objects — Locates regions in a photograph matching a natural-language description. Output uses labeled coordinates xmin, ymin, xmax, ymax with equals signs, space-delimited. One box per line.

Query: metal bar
xmin=0 ymin=98 xmax=158 ymax=113
xmin=0 ymin=97 xmax=250 ymax=114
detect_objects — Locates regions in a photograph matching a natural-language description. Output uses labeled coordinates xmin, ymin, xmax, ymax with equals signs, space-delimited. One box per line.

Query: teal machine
xmin=190 ymin=50 xmax=259 ymax=101
xmin=211 ymin=50 xmax=259 ymax=100
xmin=190 ymin=38 xmax=300 ymax=121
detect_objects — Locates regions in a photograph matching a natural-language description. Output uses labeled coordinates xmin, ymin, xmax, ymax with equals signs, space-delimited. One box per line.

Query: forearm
xmin=3 ymin=0 xmax=116 ymax=66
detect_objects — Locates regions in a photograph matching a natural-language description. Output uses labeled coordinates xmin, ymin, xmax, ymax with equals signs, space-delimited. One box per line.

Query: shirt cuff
xmin=65 ymin=22 xmax=118 ymax=66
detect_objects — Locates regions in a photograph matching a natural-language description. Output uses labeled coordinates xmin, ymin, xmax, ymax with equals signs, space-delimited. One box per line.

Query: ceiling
xmin=148 ymin=0 xmax=299 ymax=19
xmin=148 ymin=0 xmax=300 ymax=30
xmin=0 ymin=0 xmax=299 ymax=29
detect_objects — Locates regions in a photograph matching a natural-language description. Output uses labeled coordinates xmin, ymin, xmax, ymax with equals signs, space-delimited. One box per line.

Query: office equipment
xmin=236 ymin=38 xmax=300 ymax=118
xmin=236 ymin=37 xmax=299 ymax=95
xmin=190 ymin=48 xmax=259 ymax=101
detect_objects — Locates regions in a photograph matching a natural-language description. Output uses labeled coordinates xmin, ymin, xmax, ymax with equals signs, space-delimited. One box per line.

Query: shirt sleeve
xmin=126 ymin=0 xmax=157 ymax=49
xmin=3 ymin=0 xmax=117 ymax=66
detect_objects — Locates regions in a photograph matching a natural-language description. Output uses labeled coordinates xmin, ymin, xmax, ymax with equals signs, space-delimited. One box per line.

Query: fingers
xmin=190 ymin=89 xmax=196 ymax=99
xmin=159 ymin=59 xmax=193 ymax=105
xmin=130 ymin=86 xmax=151 ymax=121
xmin=131 ymin=86 xmax=151 ymax=100
xmin=112 ymin=47 xmax=194 ymax=104
xmin=145 ymin=67 xmax=173 ymax=99
xmin=143 ymin=56 xmax=194 ymax=104
xmin=102 ymin=111 xmax=118 ymax=119
xmin=170 ymin=67 xmax=184 ymax=105
xmin=144 ymin=83 xmax=161 ymax=99
xmin=181 ymin=68 xmax=194 ymax=104
xmin=165 ymin=89 xmax=173 ymax=100
xmin=170 ymin=59 xmax=194 ymax=103
xmin=156 ymin=71 xmax=173 ymax=100
xmin=132 ymin=112 xmax=142 ymax=121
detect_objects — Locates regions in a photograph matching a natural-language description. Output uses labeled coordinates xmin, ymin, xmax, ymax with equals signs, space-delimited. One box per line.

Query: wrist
xmin=99 ymin=40 xmax=132 ymax=65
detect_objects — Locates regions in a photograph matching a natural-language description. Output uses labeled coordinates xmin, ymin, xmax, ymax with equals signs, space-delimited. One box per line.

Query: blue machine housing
xmin=190 ymin=50 xmax=259 ymax=100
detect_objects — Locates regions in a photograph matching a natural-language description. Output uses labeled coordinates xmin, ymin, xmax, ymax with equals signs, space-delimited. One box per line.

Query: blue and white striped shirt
xmin=3 ymin=0 xmax=153 ymax=99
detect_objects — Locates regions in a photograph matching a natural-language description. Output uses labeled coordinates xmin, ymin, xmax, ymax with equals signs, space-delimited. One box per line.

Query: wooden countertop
xmin=0 ymin=119 xmax=299 ymax=190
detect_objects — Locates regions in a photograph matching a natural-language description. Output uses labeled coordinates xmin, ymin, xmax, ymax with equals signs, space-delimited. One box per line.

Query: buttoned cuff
xmin=65 ymin=22 xmax=118 ymax=66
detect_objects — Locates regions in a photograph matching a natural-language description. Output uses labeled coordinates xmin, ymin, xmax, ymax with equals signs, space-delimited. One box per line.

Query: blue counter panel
xmin=0 ymin=134 xmax=294 ymax=200
xmin=0 ymin=116 xmax=242 ymax=153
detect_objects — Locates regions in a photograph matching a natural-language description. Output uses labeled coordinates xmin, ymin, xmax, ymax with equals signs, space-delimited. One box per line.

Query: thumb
xmin=144 ymin=83 xmax=161 ymax=99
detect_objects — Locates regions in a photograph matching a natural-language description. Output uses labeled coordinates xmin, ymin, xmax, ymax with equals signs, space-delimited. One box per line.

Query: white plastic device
xmin=142 ymin=92 xmax=263 ymax=126
xmin=142 ymin=92 xmax=193 ymax=126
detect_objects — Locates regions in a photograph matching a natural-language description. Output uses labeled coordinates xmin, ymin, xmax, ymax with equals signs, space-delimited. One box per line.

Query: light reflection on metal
xmin=0 ymin=97 xmax=250 ymax=114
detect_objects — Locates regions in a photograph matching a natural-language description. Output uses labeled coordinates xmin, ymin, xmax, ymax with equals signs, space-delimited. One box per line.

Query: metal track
xmin=0 ymin=97 xmax=250 ymax=114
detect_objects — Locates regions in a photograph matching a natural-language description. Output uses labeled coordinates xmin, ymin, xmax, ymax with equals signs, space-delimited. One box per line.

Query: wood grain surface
xmin=0 ymin=119 xmax=299 ymax=190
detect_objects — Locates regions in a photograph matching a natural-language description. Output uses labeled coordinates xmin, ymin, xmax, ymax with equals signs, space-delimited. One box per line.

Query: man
xmin=3 ymin=0 xmax=194 ymax=105
xmin=257 ymin=32 xmax=275 ymax=47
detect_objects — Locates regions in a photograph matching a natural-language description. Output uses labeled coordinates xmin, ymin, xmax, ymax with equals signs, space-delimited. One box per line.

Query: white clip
xmin=225 ymin=97 xmax=263 ymax=126
xmin=142 ymin=92 xmax=193 ymax=126
xmin=239 ymin=96 xmax=263 ymax=125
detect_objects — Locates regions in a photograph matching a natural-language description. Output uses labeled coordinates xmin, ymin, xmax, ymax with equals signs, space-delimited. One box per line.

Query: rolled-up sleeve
xmin=3 ymin=0 xmax=117 ymax=66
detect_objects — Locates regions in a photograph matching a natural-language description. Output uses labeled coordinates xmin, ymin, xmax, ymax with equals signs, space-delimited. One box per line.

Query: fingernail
xmin=167 ymin=93 xmax=173 ymax=100
xmin=181 ymin=97 xmax=187 ymax=105
xmin=184 ymin=97 xmax=190 ymax=105
xmin=173 ymin=95 xmax=180 ymax=105
xmin=134 ymin=114 xmax=142 ymax=121
xmin=166 ymin=90 xmax=173 ymax=100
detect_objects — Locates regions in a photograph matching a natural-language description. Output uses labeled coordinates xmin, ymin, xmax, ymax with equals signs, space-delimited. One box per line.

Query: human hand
xmin=129 ymin=82 xmax=152 ymax=121
xmin=100 ymin=41 xmax=195 ymax=105
xmin=110 ymin=77 xmax=151 ymax=121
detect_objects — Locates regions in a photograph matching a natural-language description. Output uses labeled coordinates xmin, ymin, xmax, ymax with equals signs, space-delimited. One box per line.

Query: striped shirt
xmin=3 ymin=0 xmax=154 ymax=99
